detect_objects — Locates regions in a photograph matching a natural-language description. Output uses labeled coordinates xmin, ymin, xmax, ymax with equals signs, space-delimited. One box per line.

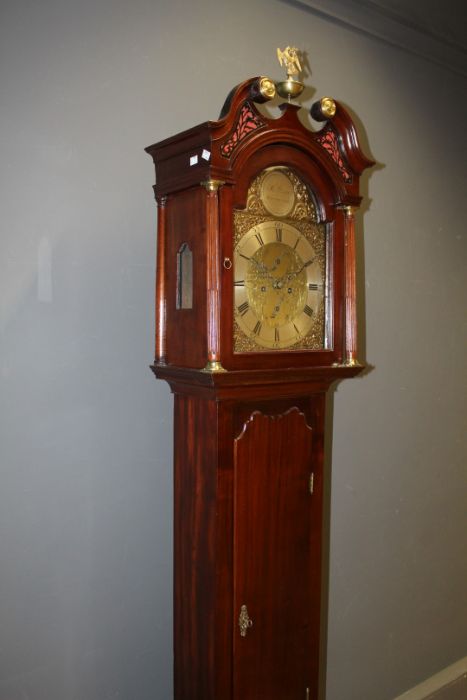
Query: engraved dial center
xmin=246 ymin=242 xmax=307 ymax=328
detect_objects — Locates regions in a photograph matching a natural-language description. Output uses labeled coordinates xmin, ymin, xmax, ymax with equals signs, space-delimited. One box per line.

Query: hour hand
xmin=250 ymin=258 xmax=273 ymax=279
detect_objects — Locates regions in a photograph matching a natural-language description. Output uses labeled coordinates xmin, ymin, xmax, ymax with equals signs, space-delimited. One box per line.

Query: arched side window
xmin=176 ymin=242 xmax=193 ymax=309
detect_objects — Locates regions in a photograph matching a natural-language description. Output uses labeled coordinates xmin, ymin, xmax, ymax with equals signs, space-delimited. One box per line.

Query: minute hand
xmin=286 ymin=257 xmax=316 ymax=280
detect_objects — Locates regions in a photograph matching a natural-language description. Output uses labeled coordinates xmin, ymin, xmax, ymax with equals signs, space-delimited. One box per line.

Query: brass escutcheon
xmin=238 ymin=604 xmax=253 ymax=637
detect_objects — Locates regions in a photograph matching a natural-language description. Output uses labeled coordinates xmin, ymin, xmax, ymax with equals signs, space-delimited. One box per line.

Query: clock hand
xmin=248 ymin=257 xmax=277 ymax=283
xmin=271 ymin=256 xmax=311 ymax=286
xmin=285 ymin=257 xmax=316 ymax=281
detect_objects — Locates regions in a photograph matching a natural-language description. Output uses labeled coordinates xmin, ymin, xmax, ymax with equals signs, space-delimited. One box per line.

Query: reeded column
xmin=155 ymin=195 xmax=167 ymax=364
xmin=202 ymin=180 xmax=225 ymax=372
xmin=343 ymin=205 xmax=359 ymax=366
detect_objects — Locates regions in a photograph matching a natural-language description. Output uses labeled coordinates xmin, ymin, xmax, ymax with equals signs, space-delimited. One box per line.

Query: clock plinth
xmin=146 ymin=73 xmax=373 ymax=699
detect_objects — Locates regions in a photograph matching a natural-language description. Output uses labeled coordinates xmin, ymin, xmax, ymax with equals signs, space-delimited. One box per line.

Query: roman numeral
xmin=275 ymin=226 xmax=282 ymax=242
xmin=234 ymin=280 xmax=245 ymax=287
xmin=253 ymin=321 xmax=262 ymax=336
xmin=293 ymin=237 xmax=300 ymax=250
xmin=304 ymin=305 xmax=313 ymax=317
xmin=308 ymin=283 xmax=318 ymax=291
xmin=255 ymin=232 xmax=264 ymax=246
xmin=238 ymin=301 xmax=249 ymax=316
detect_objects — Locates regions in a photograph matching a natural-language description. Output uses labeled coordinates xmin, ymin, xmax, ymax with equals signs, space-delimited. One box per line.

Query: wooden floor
xmin=426 ymin=673 xmax=467 ymax=700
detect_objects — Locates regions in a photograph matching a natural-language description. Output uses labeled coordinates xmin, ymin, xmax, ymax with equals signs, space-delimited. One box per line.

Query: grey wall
xmin=1 ymin=1 xmax=466 ymax=699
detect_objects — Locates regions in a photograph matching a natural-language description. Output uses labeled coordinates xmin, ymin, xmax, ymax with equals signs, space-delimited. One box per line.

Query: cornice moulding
xmin=286 ymin=0 xmax=467 ymax=77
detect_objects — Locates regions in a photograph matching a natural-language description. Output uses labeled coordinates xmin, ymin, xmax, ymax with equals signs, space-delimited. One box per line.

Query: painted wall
xmin=1 ymin=0 xmax=465 ymax=698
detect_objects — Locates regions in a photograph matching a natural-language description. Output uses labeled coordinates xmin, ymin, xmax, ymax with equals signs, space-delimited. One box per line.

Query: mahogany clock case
xmin=145 ymin=76 xmax=374 ymax=700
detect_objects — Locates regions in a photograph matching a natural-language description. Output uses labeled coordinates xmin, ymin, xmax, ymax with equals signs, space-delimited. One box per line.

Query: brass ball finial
xmin=259 ymin=76 xmax=276 ymax=100
xmin=320 ymin=97 xmax=336 ymax=119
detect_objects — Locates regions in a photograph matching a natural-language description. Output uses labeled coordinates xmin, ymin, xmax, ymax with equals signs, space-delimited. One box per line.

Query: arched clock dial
xmin=234 ymin=220 xmax=324 ymax=349
xmin=233 ymin=166 xmax=327 ymax=352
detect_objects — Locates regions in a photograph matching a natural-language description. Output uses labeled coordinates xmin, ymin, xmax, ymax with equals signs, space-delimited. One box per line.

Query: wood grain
xmin=173 ymin=395 xmax=218 ymax=698
xmin=164 ymin=188 xmax=207 ymax=369
xmin=233 ymin=408 xmax=316 ymax=699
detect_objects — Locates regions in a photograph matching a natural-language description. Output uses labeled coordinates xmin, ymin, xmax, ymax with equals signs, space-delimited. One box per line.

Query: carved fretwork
xmin=314 ymin=126 xmax=352 ymax=183
xmin=220 ymin=103 xmax=265 ymax=158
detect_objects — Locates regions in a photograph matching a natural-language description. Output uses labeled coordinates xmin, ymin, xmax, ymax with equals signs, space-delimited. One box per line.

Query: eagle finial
xmin=277 ymin=46 xmax=302 ymax=79
xmin=276 ymin=46 xmax=304 ymax=101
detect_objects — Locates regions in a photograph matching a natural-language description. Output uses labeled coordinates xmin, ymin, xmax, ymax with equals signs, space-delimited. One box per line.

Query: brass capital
xmin=339 ymin=204 xmax=357 ymax=216
xmin=201 ymin=360 xmax=227 ymax=373
xmin=201 ymin=179 xmax=225 ymax=192
xmin=344 ymin=358 xmax=362 ymax=367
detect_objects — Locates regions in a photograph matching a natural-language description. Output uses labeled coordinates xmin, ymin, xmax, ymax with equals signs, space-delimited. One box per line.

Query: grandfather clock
xmin=146 ymin=49 xmax=373 ymax=700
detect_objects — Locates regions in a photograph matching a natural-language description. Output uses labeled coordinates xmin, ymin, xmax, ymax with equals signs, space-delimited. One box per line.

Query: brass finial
xmin=320 ymin=96 xmax=336 ymax=119
xmin=258 ymin=76 xmax=276 ymax=100
xmin=276 ymin=46 xmax=304 ymax=101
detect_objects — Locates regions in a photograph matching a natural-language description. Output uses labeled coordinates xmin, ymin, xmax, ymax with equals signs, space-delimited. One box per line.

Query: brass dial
xmin=234 ymin=220 xmax=324 ymax=349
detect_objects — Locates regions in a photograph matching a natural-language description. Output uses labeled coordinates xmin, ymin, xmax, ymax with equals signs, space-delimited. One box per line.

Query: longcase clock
xmin=146 ymin=54 xmax=373 ymax=700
